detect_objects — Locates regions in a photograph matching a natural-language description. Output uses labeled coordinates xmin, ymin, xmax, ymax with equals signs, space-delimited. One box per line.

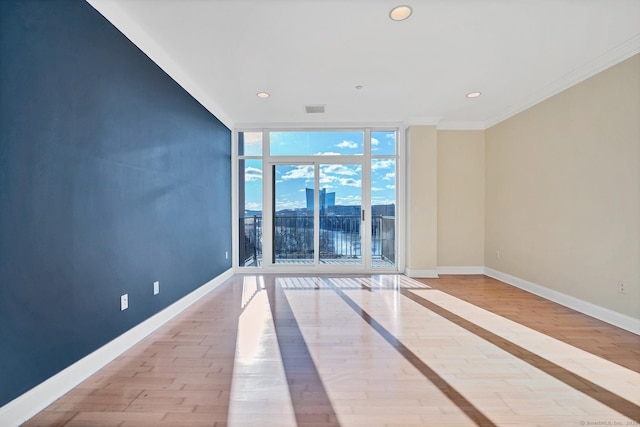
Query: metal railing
xmin=239 ymin=215 xmax=394 ymax=266
xmin=239 ymin=215 xmax=262 ymax=267
xmin=274 ymin=216 xmax=315 ymax=261
xmin=373 ymin=215 xmax=395 ymax=263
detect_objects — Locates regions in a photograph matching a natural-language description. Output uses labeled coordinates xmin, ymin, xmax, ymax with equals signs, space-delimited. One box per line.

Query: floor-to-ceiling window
xmin=236 ymin=129 xmax=398 ymax=272
xmin=370 ymin=130 xmax=397 ymax=267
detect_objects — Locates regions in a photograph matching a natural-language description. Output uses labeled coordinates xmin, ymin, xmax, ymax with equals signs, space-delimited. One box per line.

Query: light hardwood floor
xmin=23 ymin=274 xmax=640 ymax=426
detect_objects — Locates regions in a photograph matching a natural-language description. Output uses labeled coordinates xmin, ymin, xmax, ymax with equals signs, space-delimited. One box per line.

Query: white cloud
xmin=382 ymin=172 xmax=395 ymax=181
xmin=386 ymin=184 xmax=396 ymax=190
xmin=321 ymin=164 xmax=358 ymax=176
xmin=320 ymin=176 xmax=333 ymax=184
xmin=371 ymin=187 xmax=384 ymax=192
xmin=372 ymin=159 xmax=395 ymax=171
xmin=371 ymin=137 xmax=380 ymax=145
xmin=281 ymin=165 xmax=314 ymax=180
xmin=244 ymin=202 xmax=262 ymax=211
xmin=314 ymin=151 xmax=342 ymax=156
xmin=338 ymin=178 xmax=361 ymax=188
xmin=318 ymin=172 xmax=361 ymax=188
xmin=336 ymin=140 xmax=358 ymax=149
xmin=244 ymin=167 xmax=262 ymax=182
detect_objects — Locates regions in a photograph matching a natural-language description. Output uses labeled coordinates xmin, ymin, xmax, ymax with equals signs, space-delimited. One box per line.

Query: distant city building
xmin=306 ymin=188 xmax=335 ymax=214
xmin=325 ymin=192 xmax=335 ymax=209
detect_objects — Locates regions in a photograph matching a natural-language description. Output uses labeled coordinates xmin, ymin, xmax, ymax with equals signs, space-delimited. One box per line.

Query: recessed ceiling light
xmin=355 ymin=85 xmax=363 ymax=90
xmin=256 ymin=92 xmax=270 ymax=99
xmin=389 ymin=5 xmax=412 ymax=21
xmin=466 ymin=91 xmax=482 ymax=98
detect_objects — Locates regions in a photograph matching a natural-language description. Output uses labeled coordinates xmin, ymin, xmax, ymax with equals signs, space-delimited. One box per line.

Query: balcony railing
xmin=239 ymin=215 xmax=395 ymax=267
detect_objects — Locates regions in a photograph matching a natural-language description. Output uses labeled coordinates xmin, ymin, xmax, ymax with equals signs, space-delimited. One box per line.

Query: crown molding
xmin=484 ymin=34 xmax=640 ymax=129
xmin=436 ymin=121 xmax=487 ymax=131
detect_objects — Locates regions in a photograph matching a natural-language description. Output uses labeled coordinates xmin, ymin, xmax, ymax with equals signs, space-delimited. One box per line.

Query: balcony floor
xmin=246 ymin=257 xmax=395 ymax=268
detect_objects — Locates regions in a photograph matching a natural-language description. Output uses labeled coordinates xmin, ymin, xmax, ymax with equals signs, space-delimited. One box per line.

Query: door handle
xmin=362 ymin=209 xmax=365 ymax=221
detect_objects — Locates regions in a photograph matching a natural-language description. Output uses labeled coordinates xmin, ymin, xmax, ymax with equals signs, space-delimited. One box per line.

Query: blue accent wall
xmin=0 ymin=0 xmax=232 ymax=406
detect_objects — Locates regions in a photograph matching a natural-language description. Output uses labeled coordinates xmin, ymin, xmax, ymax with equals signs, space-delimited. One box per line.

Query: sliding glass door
xmin=272 ymin=164 xmax=315 ymax=264
xmin=271 ymin=162 xmax=363 ymax=266
xmin=318 ymin=163 xmax=362 ymax=264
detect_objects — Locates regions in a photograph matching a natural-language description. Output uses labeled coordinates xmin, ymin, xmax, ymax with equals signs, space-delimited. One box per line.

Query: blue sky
xmin=242 ymin=131 xmax=396 ymax=212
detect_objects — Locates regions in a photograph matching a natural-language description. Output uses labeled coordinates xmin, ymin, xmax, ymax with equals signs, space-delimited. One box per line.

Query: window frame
xmin=233 ymin=126 xmax=405 ymax=274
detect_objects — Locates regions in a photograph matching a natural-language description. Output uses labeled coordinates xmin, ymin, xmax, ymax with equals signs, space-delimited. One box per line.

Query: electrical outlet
xmin=153 ymin=281 xmax=160 ymax=295
xmin=618 ymin=282 xmax=625 ymax=294
xmin=120 ymin=294 xmax=128 ymax=311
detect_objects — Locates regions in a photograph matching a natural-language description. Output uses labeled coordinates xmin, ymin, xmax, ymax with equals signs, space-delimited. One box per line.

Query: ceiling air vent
xmin=305 ymin=105 xmax=325 ymax=114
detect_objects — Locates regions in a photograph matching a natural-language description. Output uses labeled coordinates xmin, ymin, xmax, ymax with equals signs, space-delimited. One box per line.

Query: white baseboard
xmin=405 ymin=266 xmax=485 ymax=277
xmin=405 ymin=268 xmax=439 ymax=278
xmin=485 ymin=267 xmax=640 ymax=335
xmin=437 ymin=266 xmax=485 ymax=275
xmin=0 ymin=268 xmax=234 ymax=427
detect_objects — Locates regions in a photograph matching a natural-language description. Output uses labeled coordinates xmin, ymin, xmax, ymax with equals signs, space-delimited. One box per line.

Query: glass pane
xmin=270 ymin=131 xmax=364 ymax=156
xmin=238 ymin=131 xmax=262 ymax=156
xmin=273 ymin=164 xmax=314 ymax=264
xmin=371 ymin=158 xmax=396 ymax=267
xmin=371 ymin=131 xmax=396 ymax=155
xmin=238 ymin=159 xmax=263 ymax=267
xmin=319 ymin=164 xmax=362 ymax=264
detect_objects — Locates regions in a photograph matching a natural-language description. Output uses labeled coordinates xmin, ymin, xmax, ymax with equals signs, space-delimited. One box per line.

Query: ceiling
xmin=88 ymin=0 xmax=640 ymax=129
